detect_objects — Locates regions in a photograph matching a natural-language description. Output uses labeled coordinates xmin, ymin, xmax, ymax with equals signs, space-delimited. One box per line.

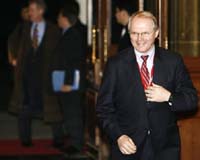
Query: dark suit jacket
xmin=96 ymin=46 xmax=198 ymax=160
xmin=51 ymin=26 xmax=83 ymax=119
xmin=74 ymin=20 xmax=88 ymax=61
xmin=117 ymin=26 xmax=132 ymax=52
xmin=74 ymin=20 xmax=88 ymax=90
xmin=51 ymin=27 xmax=82 ymax=88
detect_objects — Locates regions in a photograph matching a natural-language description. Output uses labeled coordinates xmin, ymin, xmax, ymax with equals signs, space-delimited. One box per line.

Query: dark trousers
xmin=19 ymin=46 xmax=52 ymax=143
xmin=18 ymin=105 xmax=60 ymax=144
xmin=18 ymin=105 xmax=43 ymax=143
xmin=51 ymin=92 xmax=84 ymax=149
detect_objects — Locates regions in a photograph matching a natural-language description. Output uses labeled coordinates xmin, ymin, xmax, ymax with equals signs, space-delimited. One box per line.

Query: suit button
xmin=147 ymin=130 xmax=151 ymax=135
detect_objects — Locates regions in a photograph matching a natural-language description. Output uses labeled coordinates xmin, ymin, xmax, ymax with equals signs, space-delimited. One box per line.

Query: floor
xmin=0 ymin=112 xmax=90 ymax=160
xmin=0 ymin=112 xmax=52 ymax=139
xmin=0 ymin=66 xmax=90 ymax=160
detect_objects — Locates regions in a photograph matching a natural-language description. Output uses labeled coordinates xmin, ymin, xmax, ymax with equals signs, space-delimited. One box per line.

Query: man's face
xmin=21 ymin=7 xmax=29 ymax=21
xmin=129 ymin=17 xmax=159 ymax=53
xmin=115 ymin=8 xmax=124 ymax=25
xmin=57 ymin=13 xmax=65 ymax=28
xmin=29 ymin=3 xmax=44 ymax=22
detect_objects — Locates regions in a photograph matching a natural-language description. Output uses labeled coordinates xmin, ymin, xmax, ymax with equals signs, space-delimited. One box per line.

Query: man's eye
xmin=132 ymin=32 xmax=138 ymax=35
xmin=143 ymin=32 xmax=149 ymax=36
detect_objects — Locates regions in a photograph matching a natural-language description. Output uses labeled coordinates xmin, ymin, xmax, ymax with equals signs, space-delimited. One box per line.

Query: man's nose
xmin=137 ymin=34 xmax=143 ymax=41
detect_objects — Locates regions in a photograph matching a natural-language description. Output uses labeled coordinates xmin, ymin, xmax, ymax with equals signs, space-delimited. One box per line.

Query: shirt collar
xmin=134 ymin=45 xmax=155 ymax=62
xmin=62 ymin=27 xmax=70 ymax=34
xmin=32 ymin=20 xmax=45 ymax=28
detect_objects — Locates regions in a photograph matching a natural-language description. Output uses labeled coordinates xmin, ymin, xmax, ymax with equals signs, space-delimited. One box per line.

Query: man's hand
xmin=12 ymin=59 xmax=17 ymax=67
xmin=61 ymin=85 xmax=72 ymax=92
xmin=117 ymin=135 xmax=137 ymax=155
xmin=145 ymin=83 xmax=171 ymax=102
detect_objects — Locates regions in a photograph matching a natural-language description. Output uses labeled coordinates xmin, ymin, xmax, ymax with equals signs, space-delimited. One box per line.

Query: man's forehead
xmin=132 ymin=16 xmax=153 ymax=23
xmin=131 ymin=17 xmax=154 ymax=28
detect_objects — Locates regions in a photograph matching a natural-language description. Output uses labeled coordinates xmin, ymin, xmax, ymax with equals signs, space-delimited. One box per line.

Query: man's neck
xmin=33 ymin=17 xmax=44 ymax=23
xmin=135 ymin=45 xmax=155 ymax=57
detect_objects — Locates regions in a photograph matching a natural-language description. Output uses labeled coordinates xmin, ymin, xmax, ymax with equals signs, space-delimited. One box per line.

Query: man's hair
xmin=128 ymin=11 xmax=159 ymax=31
xmin=59 ymin=5 xmax=78 ymax=25
xmin=116 ymin=0 xmax=138 ymax=15
xmin=65 ymin=0 xmax=80 ymax=17
xmin=29 ymin=0 xmax=47 ymax=12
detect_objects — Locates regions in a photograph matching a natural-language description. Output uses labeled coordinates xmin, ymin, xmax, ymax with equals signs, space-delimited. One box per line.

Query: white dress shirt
xmin=121 ymin=27 xmax=127 ymax=37
xmin=134 ymin=45 xmax=155 ymax=81
xmin=31 ymin=21 xmax=46 ymax=46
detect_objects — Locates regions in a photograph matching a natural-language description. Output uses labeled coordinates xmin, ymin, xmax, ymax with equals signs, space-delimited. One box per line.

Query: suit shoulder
xmin=158 ymin=47 xmax=183 ymax=62
xmin=108 ymin=47 xmax=132 ymax=63
xmin=70 ymin=27 xmax=80 ymax=36
xmin=46 ymin=21 xmax=60 ymax=32
xmin=63 ymin=27 xmax=81 ymax=43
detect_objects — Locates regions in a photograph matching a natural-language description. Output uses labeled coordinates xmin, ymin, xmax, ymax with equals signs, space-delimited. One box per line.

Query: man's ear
xmin=155 ymin=29 xmax=159 ymax=38
xmin=39 ymin=8 xmax=44 ymax=16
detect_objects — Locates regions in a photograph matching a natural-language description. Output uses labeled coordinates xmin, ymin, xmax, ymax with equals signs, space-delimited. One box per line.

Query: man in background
xmin=65 ymin=0 xmax=88 ymax=92
xmin=9 ymin=0 xmax=61 ymax=147
xmin=51 ymin=5 xmax=84 ymax=154
xmin=115 ymin=0 xmax=138 ymax=52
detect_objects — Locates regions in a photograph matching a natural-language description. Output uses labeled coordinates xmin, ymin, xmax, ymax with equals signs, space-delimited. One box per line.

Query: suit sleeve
xmin=171 ymin=55 xmax=198 ymax=112
xmin=96 ymin=58 xmax=122 ymax=142
xmin=63 ymin=32 xmax=81 ymax=86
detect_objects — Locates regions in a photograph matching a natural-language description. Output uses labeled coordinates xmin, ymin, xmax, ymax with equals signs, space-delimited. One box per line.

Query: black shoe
xmin=64 ymin=145 xmax=81 ymax=155
xmin=52 ymin=142 xmax=64 ymax=150
xmin=21 ymin=141 xmax=33 ymax=147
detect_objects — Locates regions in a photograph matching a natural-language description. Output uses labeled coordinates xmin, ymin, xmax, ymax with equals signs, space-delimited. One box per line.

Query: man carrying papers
xmin=50 ymin=5 xmax=84 ymax=155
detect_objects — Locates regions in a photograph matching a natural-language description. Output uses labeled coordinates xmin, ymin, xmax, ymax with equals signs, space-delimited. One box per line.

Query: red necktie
xmin=141 ymin=55 xmax=150 ymax=89
xmin=32 ymin=24 xmax=38 ymax=49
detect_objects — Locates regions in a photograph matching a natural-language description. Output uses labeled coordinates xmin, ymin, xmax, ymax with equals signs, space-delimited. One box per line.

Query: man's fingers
xmin=152 ymin=83 xmax=160 ymax=87
xmin=120 ymin=148 xmax=126 ymax=154
xmin=122 ymin=146 xmax=133 ymax=154
xmin=117 ymin=135 xmax=137 ymax=155
xmin=120 ymin=140 xmax=137 ymax=154
xmin=147 ymin=97 xmax=154 ymax=102
xmin=145 ymin=90 xmax=153 ymax=99
xmin=120 ymin=146 xmax=135 ymax=155
xmin=128 ymin=138 xmax=137 ymax=149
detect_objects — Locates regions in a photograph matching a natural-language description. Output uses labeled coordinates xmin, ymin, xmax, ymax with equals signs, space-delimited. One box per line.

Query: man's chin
xmin=135 ymin=48 xmax=148 ymax=53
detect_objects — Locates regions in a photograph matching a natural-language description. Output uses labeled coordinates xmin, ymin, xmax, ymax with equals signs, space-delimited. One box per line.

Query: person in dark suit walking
xmin=63 ymin=0 xmax=88 ymax=95
xmin=96 ymin=11 xmax=198 ymax=160
xmin=50 ymin=5 xmax=84 ymax=154
xmin=9 ymin=0 xmax=61 ymax=147
xmin=67 ymin=0 xmax=88 ymax=60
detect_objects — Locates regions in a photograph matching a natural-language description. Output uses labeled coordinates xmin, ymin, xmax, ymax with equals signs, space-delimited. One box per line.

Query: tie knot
xmin=141 ymin=55 xmax=149 ymax=62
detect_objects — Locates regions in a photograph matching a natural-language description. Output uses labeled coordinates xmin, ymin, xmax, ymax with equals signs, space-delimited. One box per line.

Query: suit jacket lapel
xmin=152 ymin=47 xmax=167 ymax=87
xmin=124 ymin=48 xmax=146 ymax=100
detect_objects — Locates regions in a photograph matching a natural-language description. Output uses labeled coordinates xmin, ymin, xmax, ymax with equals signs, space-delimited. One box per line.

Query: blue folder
xmin=52 ymin=70 xmax=80 ymax=92
xmin=52 ymin=70 xmax=65 ymax=92
xmin=71 ymin=69 xmax=80 ymax=90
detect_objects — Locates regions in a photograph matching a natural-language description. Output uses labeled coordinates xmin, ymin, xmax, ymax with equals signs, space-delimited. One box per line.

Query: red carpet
xmin=0 ymin=139 xmax=62 ymax=156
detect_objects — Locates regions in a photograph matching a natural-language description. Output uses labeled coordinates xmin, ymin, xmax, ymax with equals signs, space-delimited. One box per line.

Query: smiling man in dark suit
xmin=96 ymin=11 xmax=198 ymax=160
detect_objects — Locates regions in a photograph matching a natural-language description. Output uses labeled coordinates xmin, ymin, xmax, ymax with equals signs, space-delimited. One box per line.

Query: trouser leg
xmin=51 ymin=122 xmax=65 ymax=146
xmin=18 ymin=105 xmax=32 ymax=143
xmin=61 ymin=93 xmax=84 ymax=150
